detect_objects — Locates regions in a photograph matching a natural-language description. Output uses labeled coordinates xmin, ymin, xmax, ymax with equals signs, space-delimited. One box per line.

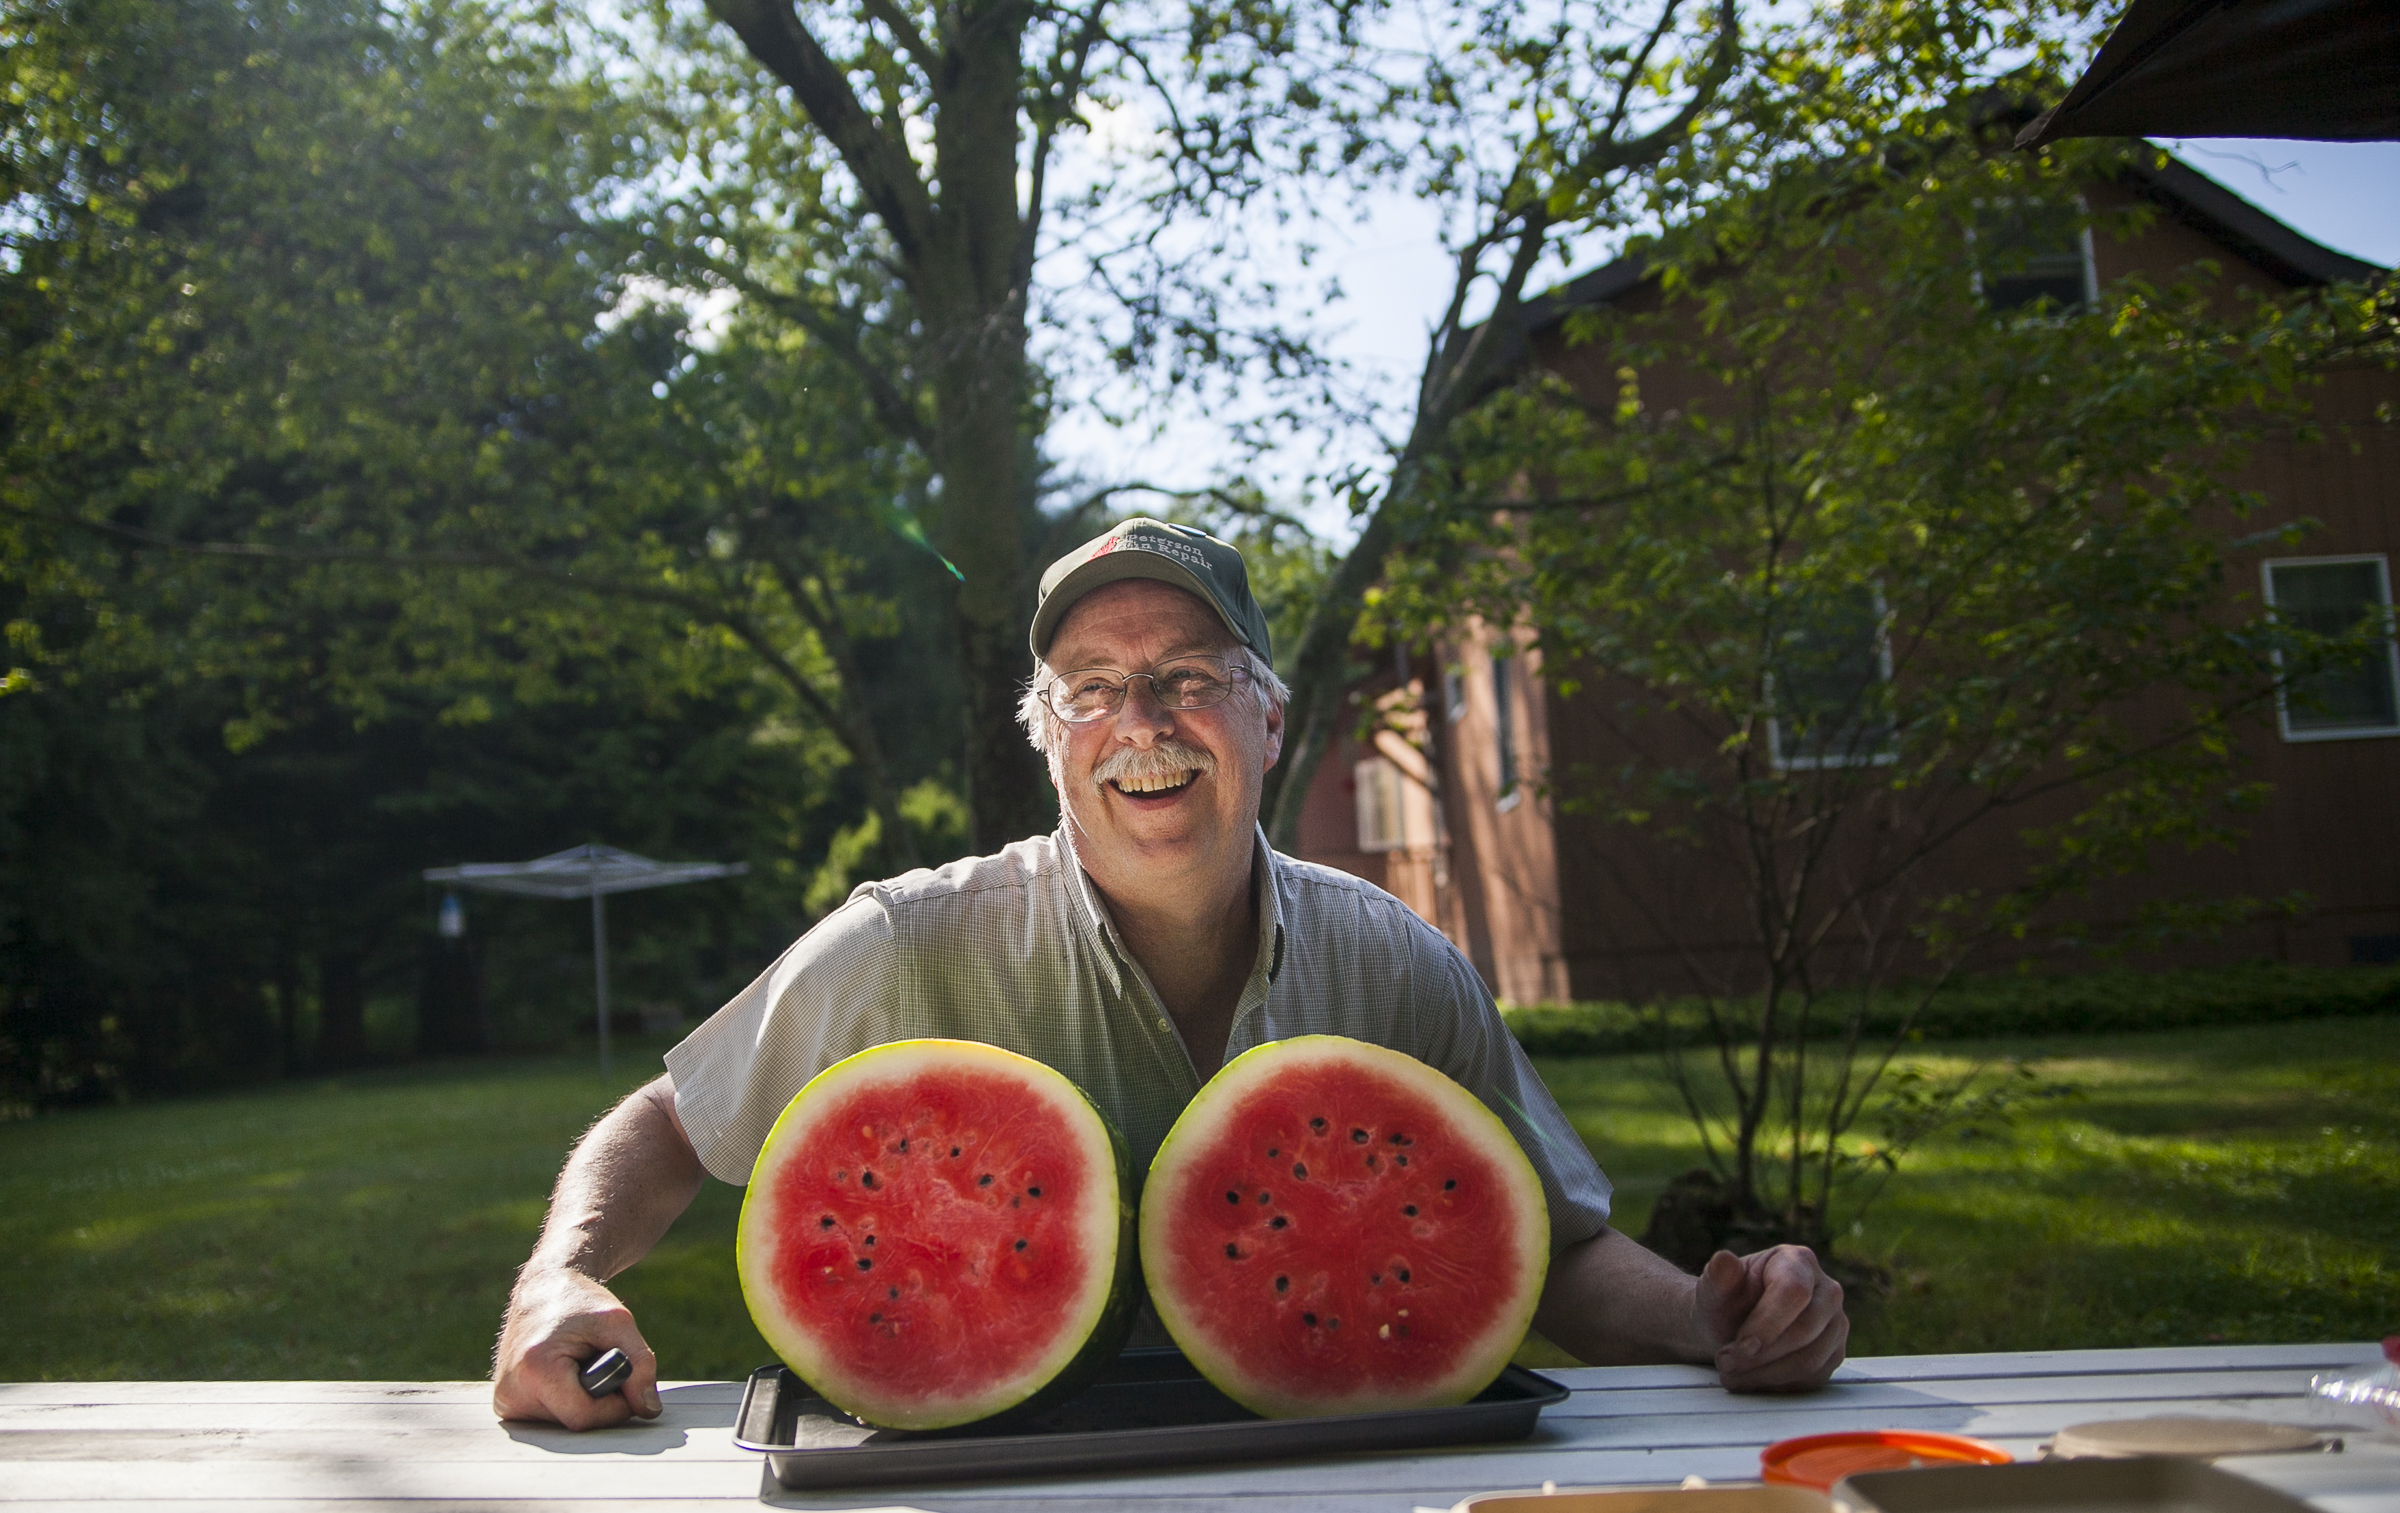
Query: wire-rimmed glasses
xmin=1042 ymin=654 xmax=1251 ymax=724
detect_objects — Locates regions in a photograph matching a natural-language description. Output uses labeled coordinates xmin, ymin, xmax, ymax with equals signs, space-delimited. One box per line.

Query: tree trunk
xmin=314 ymin=950 xmax=368 ymax=1070
xmin=926 ymin=302 xmax=1049 ymax=852
xmin=273 ymin=935 xmax=303 ymax=1076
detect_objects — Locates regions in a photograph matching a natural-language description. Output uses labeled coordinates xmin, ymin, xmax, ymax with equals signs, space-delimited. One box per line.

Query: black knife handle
xmin=579 ymin=1347 xmax=633 ymax=1399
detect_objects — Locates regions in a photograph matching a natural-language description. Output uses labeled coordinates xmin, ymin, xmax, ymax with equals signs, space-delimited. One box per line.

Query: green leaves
xmin=1373 ymin=65 xmax=2374 ymax=1245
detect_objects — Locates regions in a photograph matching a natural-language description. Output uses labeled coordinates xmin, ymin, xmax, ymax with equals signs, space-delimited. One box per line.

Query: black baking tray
xmin=732 ymin=1346 xmax=1569 ymax=1490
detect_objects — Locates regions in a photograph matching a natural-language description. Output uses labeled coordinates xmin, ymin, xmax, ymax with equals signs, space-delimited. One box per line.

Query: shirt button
xmin=1156 ymin=1017 xmax=1173 ymax=1035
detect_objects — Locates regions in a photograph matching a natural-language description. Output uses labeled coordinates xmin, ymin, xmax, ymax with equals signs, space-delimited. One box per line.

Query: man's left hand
xmin=1693 ymin=1245 xmax=1848 ymax=1391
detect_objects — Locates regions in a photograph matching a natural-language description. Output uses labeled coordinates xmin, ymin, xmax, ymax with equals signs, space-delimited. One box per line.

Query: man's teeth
xmin=1114 ymin=770 xmax=1197 ymax=794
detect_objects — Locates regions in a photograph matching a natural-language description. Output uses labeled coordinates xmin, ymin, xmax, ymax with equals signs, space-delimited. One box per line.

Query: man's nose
xmin=1110 ymin=677 xmax=1177 ymax=741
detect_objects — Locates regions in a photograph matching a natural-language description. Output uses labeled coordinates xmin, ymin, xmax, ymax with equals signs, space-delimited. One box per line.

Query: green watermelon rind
xmin=1140 ymin=1034 xmax=1551 ymax=1420
xmin=736 ymin=1038 xmax=1138 ymax=1431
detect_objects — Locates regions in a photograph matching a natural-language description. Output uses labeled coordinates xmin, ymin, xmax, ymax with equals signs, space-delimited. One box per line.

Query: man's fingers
xmin=1730 ymin=1269 xmax=1845 ymax=1373
xmin=1694 ymin=1249 xmax=1757 ymax=1349
xmin=623 ymin=1337 xmax=664 ymax=1419
xmin=1723 ymin=1304 xmax=1849 ymax=1392
xmin=1721 ymin=1247 xmax=1820 ymax=1362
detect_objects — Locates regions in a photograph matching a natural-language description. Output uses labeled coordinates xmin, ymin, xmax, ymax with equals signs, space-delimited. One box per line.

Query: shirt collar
xmin=1053 ymin=820 xmax=1287 ymax=999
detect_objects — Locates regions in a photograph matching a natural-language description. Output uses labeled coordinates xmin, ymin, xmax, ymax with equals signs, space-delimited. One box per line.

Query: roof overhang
xmin=2018 ymin=0 xmax=2400 ymax=150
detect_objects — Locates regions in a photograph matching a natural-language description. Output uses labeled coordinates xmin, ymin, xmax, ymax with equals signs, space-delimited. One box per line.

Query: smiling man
xmin=490 ymin=518 xmax=1849 ymax=1430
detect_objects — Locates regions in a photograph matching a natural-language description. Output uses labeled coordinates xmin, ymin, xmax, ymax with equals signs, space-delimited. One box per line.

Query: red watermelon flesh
xmin=737 ymin=1040 xmax=1136 ymax=1430
xmin=1141 ymin=1036 xmax=1550 ymax=1418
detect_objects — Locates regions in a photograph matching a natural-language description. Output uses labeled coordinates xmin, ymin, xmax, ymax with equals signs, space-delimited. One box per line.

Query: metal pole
xmin=592 ymin=889 xmax=610 ymax=1077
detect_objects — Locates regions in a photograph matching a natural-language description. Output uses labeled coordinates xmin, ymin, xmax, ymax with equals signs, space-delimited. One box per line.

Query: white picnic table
xmin=2 ymin=1343 xmax=2393 ymax=1512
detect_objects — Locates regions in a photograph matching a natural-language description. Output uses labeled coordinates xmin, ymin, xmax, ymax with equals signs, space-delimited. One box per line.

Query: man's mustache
xmin=1090 ymin=739 xmax=1218 ymax=793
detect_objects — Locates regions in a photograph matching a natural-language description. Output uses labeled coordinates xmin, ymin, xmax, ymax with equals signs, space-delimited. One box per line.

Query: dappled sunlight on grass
xmin=1533 ymin=1015 xmax=2399 ymax=1356
xmin=6 ymin=1018 xmax=2390 ymax=1380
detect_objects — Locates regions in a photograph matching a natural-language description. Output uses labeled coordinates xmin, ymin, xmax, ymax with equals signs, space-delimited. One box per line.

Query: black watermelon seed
xmin=1366 ymin=1155 xmax=1378 ymax=1169
xmin=898 ymin=1139 xmax=909 ymax=1152
xmin=861 ymin=1171 xmax=878 ymax=1190
xmin=865 ymin=1235 xmax=878 ymax=1245
xmin=1225 ymin=1243 xmax=1240 ymax=1259
xmin=1028 ymin=1187 xmax=1041 ymax=1198
xmin=1397 ymin=1155 xmax=1409 ymax=1166
xmin=819 ymin=1216 xmax=834 ymax=1229
xmin=1371 ymin=1273 xmax=1382 ymax=1284
xmin=950 ymin=1146 xmax=961 ymax=1157
xmin=870 ymin=1312 xmax=882 ymax=1323
xmin=1303 ymin=1312 xmax=1318 ymax=1326
xmin=1404 ymin=1205 xmax=1418 ymax=1216
xmin=1292 ymin=1163 xmax=1307 ymax=1179
xmin=1444 ymin=1179 xmax=1457 ymax=1190
xmin=1015 ymin=1239 xmax=1028 ymax=1251
xmin=1398 ymin=1268 xmax=1411 ymax=1282
xmin=1309 ymin=1117 xmax=1327 ymax=1132
xmin=978 ymin=1174 xmax=993 ymax=1186
xmin=888 ymin=1286 xmax=898 ymax=1299
xmin=1227 ymin=1191 xmax=1241 ymax=1204
xmin=1258 ymin=1192 xmax=1272 ymax=1204
xmin=1268 ymin=1148 xmax=1280 ymax=1158
xmin=1270 ymin=1215 xmax=1288 ymax=1229
xmin=1275 ymin=1275 xmax=1288 ymax=1292
xmin=857 ymin=1258 xmax=873 ymax=1271
xmin=1351 ymin=1128 xmax=1369 ymax=1143
xmin=1388 ymin=1133 xmax=1405 ymax=1144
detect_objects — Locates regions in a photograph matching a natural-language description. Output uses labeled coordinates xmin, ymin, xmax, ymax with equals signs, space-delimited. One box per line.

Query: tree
xmin=1372 ymin=106 xmax=2383 ymax=1252
xmin=0 ymin=0 xmax=866 ymax=1097
xmin=1256 ymin=0 xmax=1742 ymax=843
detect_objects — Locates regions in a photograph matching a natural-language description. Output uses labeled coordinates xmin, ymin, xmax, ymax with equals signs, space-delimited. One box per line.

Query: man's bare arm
xmin=1533 ymin=1226 xmax=1847 ymax=1391
xmin=492 ymin=1073 xmax=706 ymax=1428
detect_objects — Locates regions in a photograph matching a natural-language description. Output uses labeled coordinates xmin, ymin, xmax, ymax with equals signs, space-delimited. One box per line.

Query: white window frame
xmin=1767 ymin=587 xmax=1899 ymax=772
xmin=2263 ymin=553 xmax=2400 ymax=743
xmin=1354 ymin=756 xmax=1410 ymax=851
xmin=1491 ymin=653 xmax=1522 ymax=811
xmin=1968 ymin=195 xmax=2099 ymax=313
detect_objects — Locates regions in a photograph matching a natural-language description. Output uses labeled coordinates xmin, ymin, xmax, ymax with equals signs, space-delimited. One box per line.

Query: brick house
xmin=1293 ymin=156 xmax=2395 ymax=1004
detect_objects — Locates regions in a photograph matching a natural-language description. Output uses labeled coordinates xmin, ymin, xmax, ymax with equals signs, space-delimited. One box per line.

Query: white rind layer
xmin=1141 ymin=1035 xmax=1550 ymax=1419
xmin=736 ymin=1038 xmax=1124 ymax=1430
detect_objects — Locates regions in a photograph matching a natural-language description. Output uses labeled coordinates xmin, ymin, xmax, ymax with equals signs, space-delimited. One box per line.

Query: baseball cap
xmin=1029 ymin=518 xmax=1274 ymax=663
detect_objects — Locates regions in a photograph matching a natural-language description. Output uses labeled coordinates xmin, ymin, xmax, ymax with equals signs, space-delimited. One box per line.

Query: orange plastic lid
xmin=1760 ymin=1430 xmax=2013 ymax=1490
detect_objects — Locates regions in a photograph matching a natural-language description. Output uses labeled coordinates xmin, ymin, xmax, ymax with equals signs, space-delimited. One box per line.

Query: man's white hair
xmin=1016 ymin=643 xmax=1290 ymax=758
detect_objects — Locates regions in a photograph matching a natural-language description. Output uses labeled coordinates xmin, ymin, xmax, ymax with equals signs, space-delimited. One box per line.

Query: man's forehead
xmin=1048 ymin=580 xmax=1230 ymax=665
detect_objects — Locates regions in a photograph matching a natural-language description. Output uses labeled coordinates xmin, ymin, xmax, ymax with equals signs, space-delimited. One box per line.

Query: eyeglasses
xmin=1043 ymin=654 xmax=1252 ymax=724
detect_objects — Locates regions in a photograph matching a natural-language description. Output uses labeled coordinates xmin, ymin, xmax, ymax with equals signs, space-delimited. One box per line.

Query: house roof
xmin=1511 ymin=152 xmax=2383 ymax=349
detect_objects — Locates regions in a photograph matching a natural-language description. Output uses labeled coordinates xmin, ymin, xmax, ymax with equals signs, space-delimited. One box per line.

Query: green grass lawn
xmin=1530 ymin=1014 xmax=2400 ymax=1359
xmin=3 ymin=1017 xmax=2393 ymax=1382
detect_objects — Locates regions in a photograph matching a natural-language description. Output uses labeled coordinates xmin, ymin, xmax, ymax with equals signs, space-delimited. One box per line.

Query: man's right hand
xmin=493 ymin=1265 xmax=664 ymax=1429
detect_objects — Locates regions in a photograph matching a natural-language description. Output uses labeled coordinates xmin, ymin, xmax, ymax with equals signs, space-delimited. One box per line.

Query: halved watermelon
xmin=1140 ymin=1035 xmax=1550 ymax=1418
xmin=736 ymin=1039 xmax=1137 ymax=1430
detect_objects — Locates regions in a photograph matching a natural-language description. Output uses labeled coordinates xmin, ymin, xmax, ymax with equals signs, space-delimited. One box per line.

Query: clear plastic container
xmin=2307 ymin=1336 xmax=2400 ymax=1432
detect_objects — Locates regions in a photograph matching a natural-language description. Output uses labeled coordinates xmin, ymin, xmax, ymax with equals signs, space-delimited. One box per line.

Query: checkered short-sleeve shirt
xmin=665 ymin=826 xmax=1613 ymax=1250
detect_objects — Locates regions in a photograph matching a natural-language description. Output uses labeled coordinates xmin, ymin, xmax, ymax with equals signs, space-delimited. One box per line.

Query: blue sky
xmin=1048 ymin=137 xmax=2398 ymax=545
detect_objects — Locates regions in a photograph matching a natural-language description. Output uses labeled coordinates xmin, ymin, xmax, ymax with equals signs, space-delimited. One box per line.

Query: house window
xmin=1491 ymin=654 xmax=1520 ymax=807
xmin=1443 ymin=668 xmax=1468 ymax=725
xmin=1768 ymin=585 xmax=1897 ymax=770
xmin=1971 ymin=199 xmax=2096 ymax=314
xmin=1354 ymin=757 xmax=1410 ymax=852
xmin=2264 ymin=556 xmax=2400 ymax=741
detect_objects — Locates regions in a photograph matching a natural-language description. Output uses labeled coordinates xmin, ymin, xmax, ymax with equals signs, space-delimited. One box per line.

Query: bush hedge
xmin=1500 ymin=963 xmax=2400 ymax=1057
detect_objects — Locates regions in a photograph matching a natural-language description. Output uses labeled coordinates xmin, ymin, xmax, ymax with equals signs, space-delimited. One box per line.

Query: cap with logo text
xmin=1029 ymin=518 xmax=1273 ymax=663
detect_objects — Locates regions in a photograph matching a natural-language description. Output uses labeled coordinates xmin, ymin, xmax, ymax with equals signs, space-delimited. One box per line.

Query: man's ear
xmin=1260 ymin=688 xmax=1285 ymax=771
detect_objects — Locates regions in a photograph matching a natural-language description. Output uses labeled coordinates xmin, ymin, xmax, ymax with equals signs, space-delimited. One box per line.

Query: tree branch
xmin=702 ymin=0 xmax=938 ymax=260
